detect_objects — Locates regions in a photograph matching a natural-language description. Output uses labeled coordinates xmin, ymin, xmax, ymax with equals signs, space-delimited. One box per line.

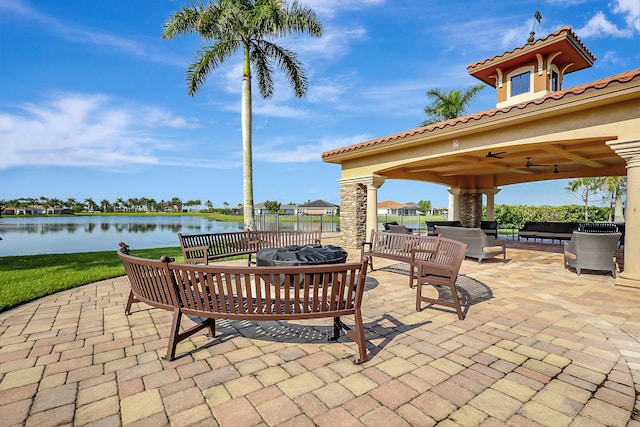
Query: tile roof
xmin=377 ymin=200 xmax=407 ymax=209
xmin=321 ymin=68 xmax=640 ymax=160
xmin=466 ymin=26 xmax=595 ymax=72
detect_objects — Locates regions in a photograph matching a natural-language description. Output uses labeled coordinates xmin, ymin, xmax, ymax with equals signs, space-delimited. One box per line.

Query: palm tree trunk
xmin=242 ymin=51 xmax=256 ymax=231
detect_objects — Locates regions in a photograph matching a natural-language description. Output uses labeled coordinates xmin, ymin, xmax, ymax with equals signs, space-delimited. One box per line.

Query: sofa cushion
xmin=483 ymin=245 xmax=504 ymax=253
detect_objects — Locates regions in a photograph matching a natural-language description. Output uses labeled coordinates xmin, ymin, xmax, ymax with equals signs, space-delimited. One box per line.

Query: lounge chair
xmin=387 ymin=224 xmax=413 ymax=234
xmin=563 ymin=231 xmax=622 ymax=277
xmin=435 ymin=225 xmax=506 ymax=264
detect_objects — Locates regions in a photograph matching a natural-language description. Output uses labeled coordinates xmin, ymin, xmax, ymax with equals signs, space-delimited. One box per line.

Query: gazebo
xmin=322 ymin=27 xmax=640 ymax=288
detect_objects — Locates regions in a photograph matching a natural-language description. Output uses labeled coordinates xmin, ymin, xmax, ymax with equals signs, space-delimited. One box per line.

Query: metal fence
xmin=256 ymin=214 xmax=340 ymax=232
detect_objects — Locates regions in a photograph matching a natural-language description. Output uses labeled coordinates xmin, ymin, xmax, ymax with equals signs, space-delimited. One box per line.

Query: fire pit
xmin=256 ymin=244 xmax=348 ymax=266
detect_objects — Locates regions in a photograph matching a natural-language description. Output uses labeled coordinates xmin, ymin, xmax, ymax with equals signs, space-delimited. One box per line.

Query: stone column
xmin=483 ymin=187 xmax=501 ymax=221
xmin=338 ymin=175 xmax=385 ymax=249
xmin=338 ymin=179 xmax=367 ymax=248
xmin=606 ymin=139 xmax=640 ymax=288
xmin=460 ymin=193 xmax=482 ymax=227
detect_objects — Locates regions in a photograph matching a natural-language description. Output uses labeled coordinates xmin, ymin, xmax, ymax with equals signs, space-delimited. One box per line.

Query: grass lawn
xmin=0 ymin=246 xmax=184 ymax=313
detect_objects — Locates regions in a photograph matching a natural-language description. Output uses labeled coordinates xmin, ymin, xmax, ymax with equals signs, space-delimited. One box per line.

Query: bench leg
xmin=165 ymin=309 xmax=217 ymax=361
xmin=125 ymin=290 xmax=137 ymax=315
xmin=349 ymin=309 xmax=368 ymax=364
xmin=331 ymin=317 xmax=341 ymax=340
xmin=331 ymin=315 xmax=368 ymax=364
xmin=165 ymin=308 xmax=182 ymax=361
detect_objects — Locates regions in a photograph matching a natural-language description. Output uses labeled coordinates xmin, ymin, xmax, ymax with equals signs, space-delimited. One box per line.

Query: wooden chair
xmin=410 ymin=237 xmax=468 ymax=319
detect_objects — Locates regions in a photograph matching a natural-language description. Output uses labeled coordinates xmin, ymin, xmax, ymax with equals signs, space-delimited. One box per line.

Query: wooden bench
xmin=178 ymin=230 xmax=322 ymax=266
xmin=118 ymin=244 xmax=369 ymax=363
xmin=361 ymin=231 xmax=452 ymax=286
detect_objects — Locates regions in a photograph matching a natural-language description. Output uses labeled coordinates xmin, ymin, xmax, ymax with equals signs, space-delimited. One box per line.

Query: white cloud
xmin=613 ymin=0 xmax=640 ymax=32
xmin=300 ymin=0 xmax=384 ymax=18
xmin=575 ymin=11 xmax=633 ymax=38
xmin=256 ymin=134 xmax=370 ymax=163
xmin=0 ymin=93 xmax=200 ymax=170
xmin=2 ymin=0 xmax=185 ymax=66
xmin=293 ymin=26 xmax=368 ymax=58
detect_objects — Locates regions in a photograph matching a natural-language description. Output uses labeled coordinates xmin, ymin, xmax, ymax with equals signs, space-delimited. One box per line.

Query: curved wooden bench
xmin=178 ymin=230 xmax=321 ymax=265
xmin=118 ymin=244 xmax=370 ymax=363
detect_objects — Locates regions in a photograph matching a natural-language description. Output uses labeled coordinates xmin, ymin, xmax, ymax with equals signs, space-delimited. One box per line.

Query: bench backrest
xmin=118 ymin=250 xmax=368 ymax=320
xmin=178 ymin=231 xmax=252 ymax=261
xmin=411 ymin=236 xmax=467 ymax=284
xmin=118 ymin=251 xmax=180 ymax=311
xmin=178 ymin=230 xmax=322 ymax=263
xmin=367 ymin=230 xmax=441 ymax=261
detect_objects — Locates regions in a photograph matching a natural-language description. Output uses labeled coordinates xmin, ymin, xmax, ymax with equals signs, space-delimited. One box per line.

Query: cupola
xmin=467 ymin=26 xmax=596 ymax=108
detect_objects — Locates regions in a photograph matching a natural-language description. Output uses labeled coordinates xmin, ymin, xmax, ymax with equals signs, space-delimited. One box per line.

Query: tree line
xmin=0 ymin=196 xmax=236 ymax=214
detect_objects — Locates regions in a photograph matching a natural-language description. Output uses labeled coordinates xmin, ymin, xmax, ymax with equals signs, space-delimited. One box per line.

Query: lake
xmin=0 ymin=216 xmax=245 ymax=256
xmin=0 ymin=215 xmax=343 ymax=256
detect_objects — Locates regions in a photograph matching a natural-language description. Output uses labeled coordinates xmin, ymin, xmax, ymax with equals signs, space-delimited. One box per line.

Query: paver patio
xmin=1 ymin=233 xmax=640 ymax=426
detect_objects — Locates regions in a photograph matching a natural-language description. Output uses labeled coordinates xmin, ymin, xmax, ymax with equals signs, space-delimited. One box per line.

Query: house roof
xmin=322 ymin=67 xmax=640 ymax=161
xmin=377 ymin=200 xmax=406 ymax=209
xmin=297 ymin=199 xmax=338 ymax=208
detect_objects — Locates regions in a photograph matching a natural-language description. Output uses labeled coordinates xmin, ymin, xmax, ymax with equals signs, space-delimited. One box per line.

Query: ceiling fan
xmin=525 ymin=157 xmax=546 ymax=167
xmin=553 ymin=165 xmax=577 ymax=174
xmin=486 ymin=151 xmax=506 ymax=159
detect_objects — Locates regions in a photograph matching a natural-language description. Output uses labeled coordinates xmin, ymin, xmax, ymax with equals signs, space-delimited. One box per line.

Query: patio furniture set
xmin=118 ymin=221 xmax=621 ymax=364
xmin=119 ymin=229 xmax=470 ymax=363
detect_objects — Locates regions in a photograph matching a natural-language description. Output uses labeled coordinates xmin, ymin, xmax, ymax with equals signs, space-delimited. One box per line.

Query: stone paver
xmin=1 ymin=236 xmax=639 ymax=426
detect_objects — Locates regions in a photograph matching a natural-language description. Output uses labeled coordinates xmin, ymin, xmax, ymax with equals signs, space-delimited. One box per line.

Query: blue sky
xmin=1 ymin=0 xmax=638 ymax=210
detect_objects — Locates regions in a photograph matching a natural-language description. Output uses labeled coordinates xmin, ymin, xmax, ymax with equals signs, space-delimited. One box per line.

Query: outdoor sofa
xmin=518 ymin=221 xmax=579 ymax=243
xmin=435 ymin=225 xmax=506 ymax=264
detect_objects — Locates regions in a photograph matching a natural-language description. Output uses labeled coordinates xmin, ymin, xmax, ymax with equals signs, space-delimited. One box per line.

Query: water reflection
xmin=0 ymin=215 xmax=340 ymax=256
xmin=0 ymin=216 xmax=244 ymax=256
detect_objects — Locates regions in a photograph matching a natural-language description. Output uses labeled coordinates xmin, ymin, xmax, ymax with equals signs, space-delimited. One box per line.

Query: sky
xmin=1 ymin=0 xmax=639 ymax=210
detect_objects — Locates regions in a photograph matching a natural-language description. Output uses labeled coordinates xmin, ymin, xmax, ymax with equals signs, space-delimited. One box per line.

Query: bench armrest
xmin=183 ymin=245 xmax=210 ymax=264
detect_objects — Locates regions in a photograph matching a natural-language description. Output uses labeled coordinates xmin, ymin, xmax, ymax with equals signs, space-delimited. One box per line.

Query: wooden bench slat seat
xmin=118 ymin=243 xmax=370 ymax=363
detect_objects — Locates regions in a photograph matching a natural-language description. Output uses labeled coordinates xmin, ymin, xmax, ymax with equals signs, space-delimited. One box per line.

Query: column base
xmin=615 ymin=272 xmax=640 ymax=288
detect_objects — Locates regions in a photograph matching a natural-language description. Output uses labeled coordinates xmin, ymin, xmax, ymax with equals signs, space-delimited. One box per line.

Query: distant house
xmin=254 ymin=202 xmax=297 ymax=215
xmin=296 ymin=200 xmax=339 ymax=215
xmin=377 ymin=200 xmax=420 ymax=216
xmin=46 ymin=207 xmax=73 ymax=215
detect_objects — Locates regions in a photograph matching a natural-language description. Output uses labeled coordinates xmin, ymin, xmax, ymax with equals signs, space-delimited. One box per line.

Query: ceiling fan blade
xmin=486 ymin=151 xmax=506 ymax=159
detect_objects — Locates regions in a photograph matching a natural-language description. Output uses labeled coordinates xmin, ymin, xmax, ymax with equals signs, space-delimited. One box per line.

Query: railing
xmin=256 ymin=214 xmax=340 ymax=232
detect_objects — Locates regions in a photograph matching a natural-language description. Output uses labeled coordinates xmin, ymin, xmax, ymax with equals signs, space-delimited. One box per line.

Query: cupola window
xmin=511 ymin=71 xmax=530 ymax=96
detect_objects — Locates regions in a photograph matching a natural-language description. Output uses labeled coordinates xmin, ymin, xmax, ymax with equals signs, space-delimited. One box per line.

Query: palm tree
xmin=602 ymin=176 xmax=626 ymax=222
xmin=566 ymin=177 xmax=605 ymax=221
xmin=420 ymin=83 xmax=485 ymax=126
xmin=163 ymin=0 xmax=323 ymax=230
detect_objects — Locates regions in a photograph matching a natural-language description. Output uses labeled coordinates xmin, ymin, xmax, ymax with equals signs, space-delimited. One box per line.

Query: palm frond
xmin=162 ymin=2 xmax=207 ymax=39
xmin=186 ymin=39 xmax=241 ymax=96
xmin=256 ymin=40 xmax=307 ymax=98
